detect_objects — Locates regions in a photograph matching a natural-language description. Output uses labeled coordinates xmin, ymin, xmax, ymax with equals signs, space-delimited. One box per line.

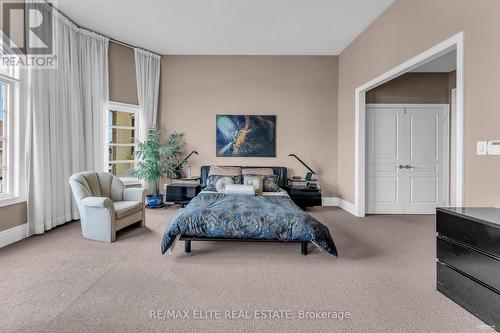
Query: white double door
xmin=367 ymin=105 xmax=449 ymax=214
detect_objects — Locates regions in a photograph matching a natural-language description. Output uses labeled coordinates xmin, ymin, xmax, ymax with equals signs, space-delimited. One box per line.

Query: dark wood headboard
xmin=200 ymin=166 xmax=288 ymax=188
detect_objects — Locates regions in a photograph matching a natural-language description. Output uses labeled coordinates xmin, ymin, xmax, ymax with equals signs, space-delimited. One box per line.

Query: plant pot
xmin=146 ymin=194 xmax=165 ymax=208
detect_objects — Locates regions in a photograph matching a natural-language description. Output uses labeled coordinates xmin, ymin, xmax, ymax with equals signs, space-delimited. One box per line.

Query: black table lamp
xmin=173 ymin=150 xmax=199 ymax=179
xmin=288 ymin=154 xmax=317 ymax=181
xmin=182 ymin=150 xmax=199 ymax=165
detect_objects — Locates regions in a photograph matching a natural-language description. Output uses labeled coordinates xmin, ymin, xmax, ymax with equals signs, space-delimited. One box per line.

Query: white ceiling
xmin=55 ymin=0 xmax=394 ymax=55
xmin=411 ymin=50 xmax=457 ymax=72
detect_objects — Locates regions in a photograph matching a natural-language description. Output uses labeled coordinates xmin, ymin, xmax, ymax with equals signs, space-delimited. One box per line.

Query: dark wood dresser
xmin=436 ymin=207 xmax=500 ymax=330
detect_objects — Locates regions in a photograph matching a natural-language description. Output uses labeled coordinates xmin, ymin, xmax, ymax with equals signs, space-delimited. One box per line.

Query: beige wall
xmin=158 ymin=56 xmax=339 ymax=196
xmin=0 ymin=202 xmax=27 ymax=232
xmin=338 ymin=0 xmax=500 ymax=206
xmin=366 ymin=72 xmax=451 ymax=104
xmin=109 ymin=41 xmax=138 ymax=105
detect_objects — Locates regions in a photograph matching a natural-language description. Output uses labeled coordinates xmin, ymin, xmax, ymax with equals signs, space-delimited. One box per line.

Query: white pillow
xmin=224 ymin=184 xmax=255 ymax=195
xmin=215 ymin=177 xmax=235 ymax=193
xmin=243 ymin=175 xmax=263 ymax=194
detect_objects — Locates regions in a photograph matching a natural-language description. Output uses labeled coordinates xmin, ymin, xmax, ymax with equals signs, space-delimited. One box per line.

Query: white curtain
xmin=24 ymin=4 xmax=109 ymax=234
xmin=134 ymin=48 xmax=161 ymax=141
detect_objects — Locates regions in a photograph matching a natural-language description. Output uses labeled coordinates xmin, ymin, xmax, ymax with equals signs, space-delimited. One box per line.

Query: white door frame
xmin=366 ymin=104 xmax=450 ymax=214
xmin=354 ymin=32 xmax=464 ymax=217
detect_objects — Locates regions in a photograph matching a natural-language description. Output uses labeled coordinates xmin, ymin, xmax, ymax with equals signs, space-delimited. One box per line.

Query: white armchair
xmin=69 ymin=171 xmax=146 ymax=242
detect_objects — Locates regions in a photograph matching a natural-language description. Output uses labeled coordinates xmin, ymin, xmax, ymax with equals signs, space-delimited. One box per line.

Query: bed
xmin=161 ymin=166 xmax=338 ymax=256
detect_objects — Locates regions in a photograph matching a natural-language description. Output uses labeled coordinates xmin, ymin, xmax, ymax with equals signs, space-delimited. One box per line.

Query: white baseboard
xmin=336 ymin=199 xmax=357 ymax=216
xmin=0 ymin=224 xmax=29 ymax=248
xmin=322 ymin=197 xmax=340 ymax=206
xmin=322 ymin=197 xmax=357 ymax=216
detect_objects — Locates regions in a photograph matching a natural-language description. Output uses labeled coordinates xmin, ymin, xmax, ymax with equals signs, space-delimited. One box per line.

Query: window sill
xmin=0 ymin=195 xmax=24 ymax=208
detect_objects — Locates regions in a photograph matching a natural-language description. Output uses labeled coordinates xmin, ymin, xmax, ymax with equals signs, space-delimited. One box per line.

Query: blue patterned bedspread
xmin=161 ymin=193 xmax=338 ymax=256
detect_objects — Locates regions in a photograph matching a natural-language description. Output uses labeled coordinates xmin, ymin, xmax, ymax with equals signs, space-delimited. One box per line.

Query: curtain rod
xmin=48 ymin=3 xmax=162 ymax=57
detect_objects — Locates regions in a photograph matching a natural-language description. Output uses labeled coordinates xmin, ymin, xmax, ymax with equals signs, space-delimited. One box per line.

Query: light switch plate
xmin=477 ymin=141 xmax=487 ymax=155
xmin=487 ymin=141 xmax=500 ymax=155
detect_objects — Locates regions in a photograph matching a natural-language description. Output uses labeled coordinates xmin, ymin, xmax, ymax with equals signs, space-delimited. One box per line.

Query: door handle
xmin=406 ymin=165 xmax=413 ymax=169
xmin=398 ymin=165 xmax=405 ymax=169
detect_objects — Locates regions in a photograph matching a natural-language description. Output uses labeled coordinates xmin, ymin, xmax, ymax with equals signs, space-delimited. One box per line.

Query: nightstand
xmin=285 ymin=185 xmax=322 ymax=209
xmin=165 ymin=183 xmax=201 ymax=207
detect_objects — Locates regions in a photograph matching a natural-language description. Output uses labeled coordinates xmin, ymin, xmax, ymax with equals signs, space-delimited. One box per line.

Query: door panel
xmin=405 ymin=107 xmax=447 ymax=214
xmin=367 ymin=108 xmax=405 ymax=214
xmin=370 ymin=176 xmax=398 ymax=203
xmin=410 ymin=177 xmax=438 ymax=203
xmin=370 ymin=112 xmax=400 ymax=160
xmin=367 ymin=105 xmax=448 ymax=214
xmin=409 ymin=112 xmax=438 ymax=161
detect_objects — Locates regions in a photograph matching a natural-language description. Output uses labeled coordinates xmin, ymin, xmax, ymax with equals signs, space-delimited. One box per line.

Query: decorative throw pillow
xmin=215 ymin=177 xmax=235 ymax=193
xmin=243 ymin=175 xmax=263 ymax=194
xmin=262 ymin=175 xmax=281 ymax=192
xmin=242 ymin=174 xmax=280 ymax=192
xmin=205 ymin=175 xmax=241 ymax=192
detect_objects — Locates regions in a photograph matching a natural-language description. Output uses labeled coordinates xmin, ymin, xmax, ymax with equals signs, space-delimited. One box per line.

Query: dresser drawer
xmin=437 ymin=237 xmax=500 ymax=291
xmin=437 ymin=262 xmax=500 ymax=329
xmin=437 ymin=210 xmax=500 ymax=257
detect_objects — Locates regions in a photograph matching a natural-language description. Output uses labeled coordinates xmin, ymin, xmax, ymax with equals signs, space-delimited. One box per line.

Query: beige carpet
xmin=0 ymin=207 xmax=492 ymax=333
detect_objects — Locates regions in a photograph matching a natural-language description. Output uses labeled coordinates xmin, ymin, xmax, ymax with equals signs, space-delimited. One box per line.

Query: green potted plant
xmin=163 ymin=132 xmax=186 ymax=179
xmin=132 ymin=128 xmax=185 ymax=208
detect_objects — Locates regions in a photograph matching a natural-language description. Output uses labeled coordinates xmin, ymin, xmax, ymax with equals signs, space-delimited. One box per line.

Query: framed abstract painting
xmin=216 ymin=115 xmax=276 ymax=157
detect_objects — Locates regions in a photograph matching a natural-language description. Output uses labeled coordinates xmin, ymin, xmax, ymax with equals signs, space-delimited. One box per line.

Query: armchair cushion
xmin=114 ymin=201 xmax=142 ymax=219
